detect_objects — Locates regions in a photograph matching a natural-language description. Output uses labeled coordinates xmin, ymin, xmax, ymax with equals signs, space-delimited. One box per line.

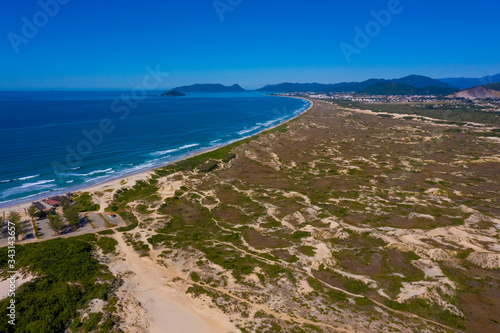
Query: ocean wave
xmin=20 ymin=179 xmax=55 ymax=188
xmin=151 ymin=143 xmax=200 ymax=156
xmin=150 ymin=148 xmax=180 ymax=156
xmin=178 ymin=143 xmax=200 ymax=149
xmin=0 ymin=174 xmax=41 ymax=183
xmin=237 ymin=125 xmax=262 ymax=135
xmin=84 ymin=175 xmax=110 ymax=183
xmin=0 ymin=181 xmax=57 ymax=199
xmin=17 ymin=174 xmax=40 ymax=181
xmin=67 ymin=168 xmax=113 ymax=177
xmin=0 ymin=190 xmax=52 ymax=205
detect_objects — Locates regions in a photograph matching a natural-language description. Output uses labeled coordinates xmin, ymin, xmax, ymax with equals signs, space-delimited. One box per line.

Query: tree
xmin=63 ymin=206 xmax=80 ymax=230
xmin=8 ymin=211 xmax=25 ymax=241
xmin=8 ymin=211 xmax=21 ymax=224
xmin=27 ymin=205 xmax=38 ymax=220
xmin=47 ymin=214 xmax=65 ymax=235
xmin=60 ymin=197 xmax=71 ymax=209
xmin=27 ymin=205 xmax=40 ymax=238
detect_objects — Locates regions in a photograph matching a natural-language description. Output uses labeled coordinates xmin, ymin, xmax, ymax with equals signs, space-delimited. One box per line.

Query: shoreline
xmin=1 ymin=97 xmax=313 ymax=214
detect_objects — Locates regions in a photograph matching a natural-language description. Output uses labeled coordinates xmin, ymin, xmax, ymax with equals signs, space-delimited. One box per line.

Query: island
xmin=160 ymin=90 xmax=186 ymax=97
xmin=172 ymin=83 xmax=246 ymax=93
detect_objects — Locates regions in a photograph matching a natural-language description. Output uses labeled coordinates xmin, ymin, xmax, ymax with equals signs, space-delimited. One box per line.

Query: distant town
xmin=280 ymin=92 xmax=500 ymax=113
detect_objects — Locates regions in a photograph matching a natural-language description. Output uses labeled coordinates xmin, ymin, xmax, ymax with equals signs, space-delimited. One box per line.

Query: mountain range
xmin=437 ymin=74 xmax=500 ymax=90
xmin=170 ymin=74 xmax=500 ymax=97
xmin=256 ymin=75 xmax=458 ymax=93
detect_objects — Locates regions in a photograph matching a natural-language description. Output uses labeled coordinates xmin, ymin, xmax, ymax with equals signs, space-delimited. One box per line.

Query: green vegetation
xmin=385 ymin=298 xmax=466 ymax=329
xmin=47 ymin=214 xmax=65 ymax=235
xmin=198 ymin=159 xmax=219 ymax=173
xmin=7 ymin=212 xmax=25 ymax=241
xmin=222 ymin=152 xmax=236 ymax=163
xmin=63 ymin=205 xmax=80 ymax=230
xmin=190 ymin=271 xmax=201 ymax=282
xmin=98 ymin=229 xmax=115 ymax=235
xmin=291 ymin=231 xmax=311 ymax=239
xmin=343 ymin=279 xmax=370 ymax=294
xmin=72 ymin=193 xmax=100 ymax=212
xmin=96 ymin=236 xmax=118 ymax=254
xmin=298 ymin=246 xmax=316 ymax=257
xmin=27 ymin=205 xmax=38 ymax=220
xmin=0 ymin=237 xmax=116 ymax=332
xmin=123 ymin=233 xmax=150 ymax=256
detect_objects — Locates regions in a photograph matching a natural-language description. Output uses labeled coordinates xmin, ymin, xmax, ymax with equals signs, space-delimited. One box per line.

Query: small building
xmin=33 ymin=201 xmax=53 ymax=212
xmin=43 ymin=199 xmax=59 ymax=207
xmin=48 ymin=196 xmax=63 ymax=203
xmin=108 ymin=212 xmax=116 ymax=218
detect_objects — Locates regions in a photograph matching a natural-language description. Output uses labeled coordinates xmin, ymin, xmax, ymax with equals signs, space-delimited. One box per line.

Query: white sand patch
xmin=412 ymin=259 xmax=444 ymax=278
xmin=408 ymin=212 xmax=435 ymax=220
xmin=397 ymin=282 xmax=432 ymax=302
xmin=467 ymin=252 xmax=500 ymax=269
xmin=0 ymin=273 xmax=36 ymax=300
xmin=400 ymin=235 xmax=429 ymax=247
xmin=377 ymin=289 xmax=390 ymax=299
xmin=332 ymin=269 xmax=378 ymax=288
xmin=489 ymin=244 xmax=500 ymax=252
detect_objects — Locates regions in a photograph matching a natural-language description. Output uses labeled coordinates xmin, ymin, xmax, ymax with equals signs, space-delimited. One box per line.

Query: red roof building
xmin=43 ymin=199 xmax=59 ymax=206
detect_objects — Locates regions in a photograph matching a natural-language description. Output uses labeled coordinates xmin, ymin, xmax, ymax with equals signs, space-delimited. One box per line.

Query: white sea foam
xmin=237 ymin=125 xmax=261 ymax=135
xmin=178 ymin=143 xmax=200 ymax=149
xmin=19 ymin=179 xmax=55 ymax=188
xmin=17 ymin=174 xmax=40 ymax=181
xmin=151 ymin=143 xmax=200 ymax=156
xmin=150 ymin=148 xmax=180 ymax=156
xmin=68 ymin=168 xmax=113 ymax=177
xmin=0 ymin=181 xmax=56 ymax=200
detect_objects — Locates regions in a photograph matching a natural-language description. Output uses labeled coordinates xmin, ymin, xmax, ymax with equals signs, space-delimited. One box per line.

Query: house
xmin=47 ymin=196 xmax=63 ymax=203
xmin=48 ymin=195 xmax=76 ymax=206
xmin=33 ymin=201 xmax=53 ymax=212
xmin=43 ymin=199 xmax=59 ymax=207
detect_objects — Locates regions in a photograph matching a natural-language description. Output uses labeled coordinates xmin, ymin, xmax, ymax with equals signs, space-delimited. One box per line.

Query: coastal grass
xmin=72 ymin=193 xmax=100 ymax=212
xmin=0 ymin=236 xmax=116 ymax=332
xmin=154 ymin=138 xmax=254 ymax=176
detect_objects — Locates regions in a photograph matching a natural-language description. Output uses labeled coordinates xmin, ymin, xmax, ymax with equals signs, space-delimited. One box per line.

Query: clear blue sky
xmin=1 ymin=0 xmax=499 ymax=90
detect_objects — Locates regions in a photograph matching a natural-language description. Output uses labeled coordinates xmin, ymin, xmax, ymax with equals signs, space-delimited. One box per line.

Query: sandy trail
xmin=109 ymin=234 xmax=237 ymax=333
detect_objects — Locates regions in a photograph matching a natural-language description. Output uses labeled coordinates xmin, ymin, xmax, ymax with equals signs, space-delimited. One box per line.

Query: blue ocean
xmin=0 ymin=91 xmax=309 ymax=207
